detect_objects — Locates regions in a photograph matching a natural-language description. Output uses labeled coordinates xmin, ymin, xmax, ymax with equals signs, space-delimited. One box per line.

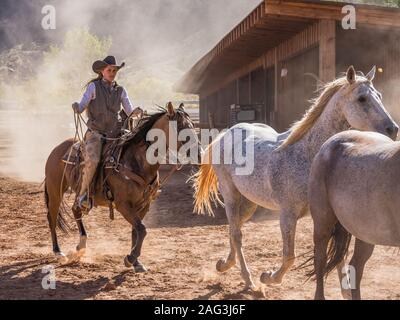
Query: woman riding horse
xmin=72 ymin=55 xmax=143 ymax=210
xmin=45 ymin=98 xmax=198 ymax=270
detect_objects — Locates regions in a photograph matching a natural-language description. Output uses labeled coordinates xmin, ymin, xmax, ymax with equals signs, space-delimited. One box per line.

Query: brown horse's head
xmin=153 ymin=102 xmax=201 ymax=164
xmin=124 ymin=102 xmax=200 ymax=166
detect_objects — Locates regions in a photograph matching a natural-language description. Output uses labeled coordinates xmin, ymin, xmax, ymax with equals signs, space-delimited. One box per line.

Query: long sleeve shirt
xmin=77 ymin=80 xmax=134 ymax=115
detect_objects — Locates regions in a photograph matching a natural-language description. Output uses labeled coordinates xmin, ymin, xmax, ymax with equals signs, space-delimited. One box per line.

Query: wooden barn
xmin=175 ymin=0 xmax=400 ymax=131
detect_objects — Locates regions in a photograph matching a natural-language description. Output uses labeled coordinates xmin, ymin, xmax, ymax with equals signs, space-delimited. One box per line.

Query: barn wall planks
xmin=199 ymin=21 xmax=322 ymax=128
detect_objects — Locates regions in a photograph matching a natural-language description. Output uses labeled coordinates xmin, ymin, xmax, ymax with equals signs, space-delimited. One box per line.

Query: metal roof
xmin=175 ymin=0 xmax=400 ymax=94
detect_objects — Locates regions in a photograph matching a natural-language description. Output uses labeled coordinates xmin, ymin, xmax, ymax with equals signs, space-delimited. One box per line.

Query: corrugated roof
xmin=176 ymin=0 xmax=400 ymax=94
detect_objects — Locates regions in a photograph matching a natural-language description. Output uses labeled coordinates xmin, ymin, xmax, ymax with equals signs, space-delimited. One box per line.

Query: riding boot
xmin=76 ymin=130 xmax=102 ymax=210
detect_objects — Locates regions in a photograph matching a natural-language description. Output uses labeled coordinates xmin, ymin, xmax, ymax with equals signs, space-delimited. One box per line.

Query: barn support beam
xmin=319 ymin=19 xmax=336 ymax=83
xmin=273 ymin=47 xmax=278 ymax=128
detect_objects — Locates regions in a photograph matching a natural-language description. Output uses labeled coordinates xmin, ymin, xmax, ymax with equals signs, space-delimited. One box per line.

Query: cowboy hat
xmin=92 ymin=56 xmax=125 ymax=74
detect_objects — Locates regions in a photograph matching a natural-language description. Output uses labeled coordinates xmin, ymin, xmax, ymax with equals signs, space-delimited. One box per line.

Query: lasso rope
xmin=58 ymin=111 xmax=85 ymax=216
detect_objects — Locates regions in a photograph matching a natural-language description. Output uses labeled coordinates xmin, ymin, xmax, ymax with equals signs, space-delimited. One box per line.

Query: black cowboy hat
xmin=92 ymin=56 xmax=125 ymax=74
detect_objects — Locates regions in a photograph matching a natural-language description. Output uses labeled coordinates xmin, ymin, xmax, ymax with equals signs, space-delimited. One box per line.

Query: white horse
xmin=192 ymin=66 xmax=398 ymax=290
xmin=309 ymin=130 xmax=400 ymax=300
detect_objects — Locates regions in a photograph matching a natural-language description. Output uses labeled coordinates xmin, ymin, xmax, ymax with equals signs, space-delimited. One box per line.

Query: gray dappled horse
xmin=192 ymin=66 xmax=398 ymax=291
xmin=309 ymin=130 xmax=400 ymax=300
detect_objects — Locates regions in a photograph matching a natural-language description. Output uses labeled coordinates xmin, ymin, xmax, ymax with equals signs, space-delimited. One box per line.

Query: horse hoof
xmin=124 ymin=255 xmax=133 ymax=268
xmin=76 ymin=247 xmax=86 ymax=257
xmin=216 ymin=259 xmax=226 ymax=272
xmin=134 ymin=262 xmax=147 ymax=273
xmin=216 ymin=259 xmax=234 ymax=272
xmin=55 ymin=252 xmax=68 ymax=264
xmin=244 ymin=282 xmax=256 ymax=291
xmin=260 ymin=271 xmax=277 ymax=285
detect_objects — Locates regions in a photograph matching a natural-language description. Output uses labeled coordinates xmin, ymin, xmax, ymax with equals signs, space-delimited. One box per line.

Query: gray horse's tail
xmin=190 ymin=143 xmax=223 ymax=216
xmin=324 ymin=222 xmax=352 ymax=276
xmin=304 ymin=221 xmax=352 ymax=279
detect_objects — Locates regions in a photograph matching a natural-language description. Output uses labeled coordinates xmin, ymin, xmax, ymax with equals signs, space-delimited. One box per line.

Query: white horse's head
xmin=338 ymin=66 xmax=398 ymax=140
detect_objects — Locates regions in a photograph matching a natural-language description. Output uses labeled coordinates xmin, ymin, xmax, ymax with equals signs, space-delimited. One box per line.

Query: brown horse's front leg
xmin=124 ymin=217 xmax=147 ymax=272
xmin=72 ymin=205 xmax=88 ymax=254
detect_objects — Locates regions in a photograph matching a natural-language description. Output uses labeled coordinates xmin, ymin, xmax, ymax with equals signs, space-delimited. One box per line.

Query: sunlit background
xmin=1 ymin=0 xmax=399 ymax=181
xmin=0 ymin=0 xmax=261 ymax=181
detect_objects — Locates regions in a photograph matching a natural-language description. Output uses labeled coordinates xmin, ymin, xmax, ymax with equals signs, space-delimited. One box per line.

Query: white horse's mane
xmin=280 ymin=76 xmax=369 ymax=148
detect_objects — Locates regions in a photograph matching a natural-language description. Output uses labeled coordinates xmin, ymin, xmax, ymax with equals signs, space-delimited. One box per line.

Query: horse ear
xmin=178 ymin=103 xmax=185 ymax=111
xmin=167 ymin=102 xmax=175 ymax=117
xmin=346 ymin=65 xmax=356 ymax=84
xmin=366 ymin=66 xmax=376 ymax=82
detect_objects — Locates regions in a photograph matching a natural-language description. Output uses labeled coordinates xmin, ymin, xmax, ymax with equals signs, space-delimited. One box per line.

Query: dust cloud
xmin=0 ymin=0 xmax=260 ymax=181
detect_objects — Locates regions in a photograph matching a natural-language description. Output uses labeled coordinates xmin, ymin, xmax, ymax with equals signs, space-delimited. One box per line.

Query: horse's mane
xmin=125 ymin=107 xmax=168 ymax=147
xmin=279 ymin=75 xmax=369 ymax=149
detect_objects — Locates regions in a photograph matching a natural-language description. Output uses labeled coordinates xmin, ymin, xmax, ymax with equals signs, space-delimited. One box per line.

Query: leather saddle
xmin=61 ymin=140 xmax=116 ymax=217
xmin=62 ymin=141 xmax=82 ymax=166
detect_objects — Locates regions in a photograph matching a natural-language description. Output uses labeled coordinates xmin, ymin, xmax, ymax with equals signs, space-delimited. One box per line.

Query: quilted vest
xmin=86 ymin=80 xmax=123 ymax=137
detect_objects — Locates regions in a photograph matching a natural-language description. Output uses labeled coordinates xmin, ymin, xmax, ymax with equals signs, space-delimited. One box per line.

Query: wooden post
xmin=274 ymin=47 xmax=278 ymax=113
xmin=319 ymin=19 xmax=336 ymax=83
xmin=273 ymin=47 xmax=278 ymax=128
xmin=263 ymin=56 xmax=268 ymax=124
xmin=236 ymin=78 xmax=239 ymax=105
xmin=249 ymin=72 xmax=252 ymax=105
xmin=208 ymin=111 xmax=214 ymax=129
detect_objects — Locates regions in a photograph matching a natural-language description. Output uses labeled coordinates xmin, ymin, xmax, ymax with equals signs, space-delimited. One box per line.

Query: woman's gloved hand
xmin=132 ymin=107 xmax=144 ymax=117
xmin=72 ymin=102 xmax=80 ymax=113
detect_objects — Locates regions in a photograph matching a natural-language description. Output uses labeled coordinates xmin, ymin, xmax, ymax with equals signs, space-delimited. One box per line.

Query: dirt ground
xmin=1 ymin=167 xmax=399 ymax=300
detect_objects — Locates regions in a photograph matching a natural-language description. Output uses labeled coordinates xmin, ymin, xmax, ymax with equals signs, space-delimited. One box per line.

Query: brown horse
xmin=44 ymin=102 xmax=198 ymax=271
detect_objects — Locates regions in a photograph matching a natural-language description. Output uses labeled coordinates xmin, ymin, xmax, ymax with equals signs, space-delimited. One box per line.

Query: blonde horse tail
xmin=191 ymin=143 xmax=223 ymax=216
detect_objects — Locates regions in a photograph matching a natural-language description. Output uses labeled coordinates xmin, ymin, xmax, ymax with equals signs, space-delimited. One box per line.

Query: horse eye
xmin=358 ymin=96 xmax=367 ymax=103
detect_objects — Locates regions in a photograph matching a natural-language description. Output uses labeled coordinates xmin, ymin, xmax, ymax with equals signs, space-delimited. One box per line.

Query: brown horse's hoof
xmin=124 ymin=256 xmax=147 ymax=272
xmin=75 ymin=248 xmax=86 ymax=257
xmin=76 ymin=235 xmax=88 ymax=254
xmin=124 ymin=255 xmax=133 ymax=268
xmin=133 ymin=261 xmax=147 ymax=273
xmin=55 ymin=252 xmax=69 ymax=264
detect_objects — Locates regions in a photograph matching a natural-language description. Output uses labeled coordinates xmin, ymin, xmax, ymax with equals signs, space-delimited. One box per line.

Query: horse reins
xmin=59 ymin=111 xmax=84 ymax=205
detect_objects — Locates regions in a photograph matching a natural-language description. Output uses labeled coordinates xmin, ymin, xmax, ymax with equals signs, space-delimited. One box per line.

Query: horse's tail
xmin=44 ymin=180 xmax=70 ymax=234
xmin=324 ymin=222 xmax=352 ymax=275
xmin=191 ymin=142 xmax=223 ymax=216
xmin=306 ymin=221 xmax=352 ymax=278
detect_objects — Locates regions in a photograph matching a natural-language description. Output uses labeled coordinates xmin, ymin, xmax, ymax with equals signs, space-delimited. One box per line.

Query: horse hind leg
xmin=230 ymin=198 xmax=257 ymax=290
xmin=216 ymin=197 xmax=257 ymax=273
xmin=348 ymin=238 xmax=375 ymax=300
xmin=45 ymin=182 xmax=68 ymax=263
xmin=260 ymin=208 xmax=298 ymax=285
xmin=336 ymin=259 xmax=352 ymax=300
xmin=216 ymin=171 xmax=256 ymax=289
xmin=222 ymin=202 xmax=254 ymax=288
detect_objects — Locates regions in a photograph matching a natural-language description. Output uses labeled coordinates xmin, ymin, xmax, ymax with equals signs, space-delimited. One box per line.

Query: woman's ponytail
xmin=84 ymin=73 xmax=103 ymax=90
